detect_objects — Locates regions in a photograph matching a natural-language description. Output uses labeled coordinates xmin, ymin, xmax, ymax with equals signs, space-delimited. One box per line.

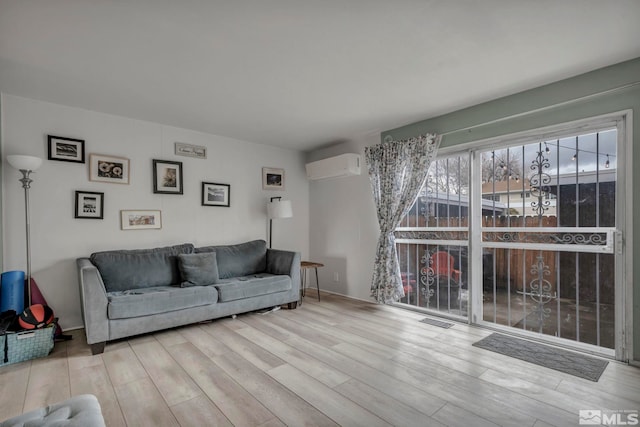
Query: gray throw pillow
xmin=177 ymin=252 xmax=219 ymax=287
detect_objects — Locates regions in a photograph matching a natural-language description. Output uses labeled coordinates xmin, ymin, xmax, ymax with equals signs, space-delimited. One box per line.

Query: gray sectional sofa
xmin=77 ymin=240 xmax=300 ymax=354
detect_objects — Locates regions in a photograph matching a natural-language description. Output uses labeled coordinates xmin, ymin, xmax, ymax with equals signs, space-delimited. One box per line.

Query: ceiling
xmin=1 ymin=1 xmax=640 ymax=152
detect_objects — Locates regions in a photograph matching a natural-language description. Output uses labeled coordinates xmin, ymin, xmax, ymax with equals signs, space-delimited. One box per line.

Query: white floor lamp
xmin=267 ymin=197 xmax=292 ymax=249
xmin=7 ymin=155 xmax=43 ymax=306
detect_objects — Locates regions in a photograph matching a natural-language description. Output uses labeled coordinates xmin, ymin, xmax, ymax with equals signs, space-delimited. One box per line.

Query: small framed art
xmin=175 ymin=142 xmax=207 ymax=159
xmin=74 ymin=191 xmax=104 ymax=219
xmin=48 ymin=135 xmax=85 ymax=163
xmin=201 ymin=182 xmax=230 ymax=207
xmin=153 ymin=159 xmax=183 ymax=194
xmin=89 ymin=154 xmax=130 ymax=184
xmin=262 ymin=167 xmax=284 ymax=190
xmin=120 ymin=210 xmax=162 ymax=230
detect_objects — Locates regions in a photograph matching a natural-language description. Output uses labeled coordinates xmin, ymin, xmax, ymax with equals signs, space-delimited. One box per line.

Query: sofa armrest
xmin=77 ymin=258 xmax=109 ymax=345
xmin=266 ymin=249 xmax=300 ymax=291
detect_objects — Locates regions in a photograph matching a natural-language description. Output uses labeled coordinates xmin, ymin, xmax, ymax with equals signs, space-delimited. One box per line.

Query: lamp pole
xmin=15 ymin=168 xmax=35 ymax=306
xmin=269 ymin=196 xmax=282 ymax=249
xmin=7 ymin=155 xmax=43 ymax=309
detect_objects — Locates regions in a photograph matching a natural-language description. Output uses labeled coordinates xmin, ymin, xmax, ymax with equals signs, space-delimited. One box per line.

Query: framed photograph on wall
xmin=74 ymin=191 xmax=104 ymax=219
xmin=153 ymin=159 xmax=183 ymax=194
xmin=89 ymin=154 xmax=130 ymax=184
xmin=121 ymin=210 xmax=162 ymax=230
xmin=175 ymin=142 xmax=207 ymax=159
xmin=201 ymin=182 xmax=230 ymax=207
xmin=48 ymin=135 xmax=85 ymax=163
xmin=262 ymin=167 xmax=284 ymax=190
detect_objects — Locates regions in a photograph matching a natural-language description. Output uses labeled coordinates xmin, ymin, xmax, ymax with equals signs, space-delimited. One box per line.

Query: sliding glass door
xmin=395 ymin=115 xmax=630 ymax=359
xmin=476 ymin=128 xmax=619 ymax=355
xmin=396 ymin=155 xmax=470 ymax=319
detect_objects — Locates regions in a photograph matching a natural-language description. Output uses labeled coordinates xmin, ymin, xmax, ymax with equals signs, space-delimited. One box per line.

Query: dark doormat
xmin=419 ymin=317 xmax=454 ymax=329
xmin=472 ymin=333 xmax=608 ymax=382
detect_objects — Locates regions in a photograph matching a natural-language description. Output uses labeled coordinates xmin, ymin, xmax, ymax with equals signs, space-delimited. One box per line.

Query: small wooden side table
xmin=300 ymin=261 xmax=324 ymax=303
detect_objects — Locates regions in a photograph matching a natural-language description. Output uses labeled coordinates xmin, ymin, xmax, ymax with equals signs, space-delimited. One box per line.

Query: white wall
xmin=306 ymin=132 xmax=380 ymax=302
xmin=1 ymin=94 xmax=309 ymax=330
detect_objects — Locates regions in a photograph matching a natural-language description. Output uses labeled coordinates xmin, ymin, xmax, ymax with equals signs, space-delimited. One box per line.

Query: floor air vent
xmin=419 ymin=317 xmax=454 ymax=329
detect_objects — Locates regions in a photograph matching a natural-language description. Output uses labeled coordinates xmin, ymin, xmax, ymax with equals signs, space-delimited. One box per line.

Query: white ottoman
xmin=0 ymin=394 xmax=105 ymax=427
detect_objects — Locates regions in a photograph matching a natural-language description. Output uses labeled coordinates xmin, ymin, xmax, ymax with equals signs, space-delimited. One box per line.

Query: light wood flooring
xmin=1 ymin=291 xmax=639 ymax=426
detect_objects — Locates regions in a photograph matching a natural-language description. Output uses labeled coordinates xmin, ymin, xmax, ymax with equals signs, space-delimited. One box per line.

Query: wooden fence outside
xmin=397 ymin=215 xmax=614 ymax=302
xmin=400 ymin=214 xmax=558 ymax=287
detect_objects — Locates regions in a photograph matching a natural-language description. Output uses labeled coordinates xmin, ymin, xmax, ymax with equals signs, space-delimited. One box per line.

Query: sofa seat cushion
xmin=195 ymin=240 xmax=267 ymax=279
xmin=107 ymin=285 xmax=218 ymax=319
xmin=215 ymin=273 xmax=291 ymax=303
xmin=90 ymin=243 xmax=194 ymax=292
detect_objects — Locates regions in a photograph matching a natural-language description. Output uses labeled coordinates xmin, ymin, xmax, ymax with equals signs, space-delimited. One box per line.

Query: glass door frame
xmin=465 ymin=111 xmax=633 ymax=361
xmin=394 ymin=152 xmax=472 ymax=321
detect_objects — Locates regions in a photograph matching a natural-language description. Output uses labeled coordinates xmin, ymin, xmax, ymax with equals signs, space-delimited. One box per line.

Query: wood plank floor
xmin=1 ymin=292 xmax=639 ymax=426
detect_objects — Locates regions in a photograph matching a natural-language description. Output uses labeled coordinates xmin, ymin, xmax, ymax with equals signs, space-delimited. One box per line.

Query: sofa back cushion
xmin=90 ymin=243 xmax=194 ymax=292
xmin=195 ymin=239 xmax=267 ymax=279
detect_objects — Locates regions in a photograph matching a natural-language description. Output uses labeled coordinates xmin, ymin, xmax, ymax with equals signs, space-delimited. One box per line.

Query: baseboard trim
xmin=306 ymin=287 xmax=374 ymax=305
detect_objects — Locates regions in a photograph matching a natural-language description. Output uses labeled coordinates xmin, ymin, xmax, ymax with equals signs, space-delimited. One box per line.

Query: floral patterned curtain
xmin=365 ymin=133 xmax=441 ymax=303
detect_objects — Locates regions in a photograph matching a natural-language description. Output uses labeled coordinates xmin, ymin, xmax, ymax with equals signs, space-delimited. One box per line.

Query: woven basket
xmin=0 ymin=323 xmax=55 ymax=366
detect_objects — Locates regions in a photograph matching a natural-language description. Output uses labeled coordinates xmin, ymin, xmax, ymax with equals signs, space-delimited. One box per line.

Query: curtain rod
xmin=439 ymin=81 xmax=640 ymax=138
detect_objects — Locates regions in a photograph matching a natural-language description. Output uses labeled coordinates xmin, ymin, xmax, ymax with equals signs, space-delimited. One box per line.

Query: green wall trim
xmin=383 ymin=57 xmax=640 ymax=146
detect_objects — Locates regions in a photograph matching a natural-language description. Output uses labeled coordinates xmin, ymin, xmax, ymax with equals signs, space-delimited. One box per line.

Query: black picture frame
xmin=74 ymin=191 xmax=104 ymax=219
xmin=48 ymin=135 xmax=85 ymax=163
xmin=201 ymin=182 xmax=230 ymax=207
xmin=153 ymin=159 xmax=183 ymax=194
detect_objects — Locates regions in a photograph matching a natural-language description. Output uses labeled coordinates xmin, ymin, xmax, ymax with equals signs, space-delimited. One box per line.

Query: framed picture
xmin=48 ymin=135 xmax=85 ymax=163
xmin=120 ymin=210 xmax=162 ymax=230
xmin=74 ymin=191 xmax=104 ymax=219
xmin=153 ymin=159 xmax=183 ymax=194
xmin=89 ymin=154 xmax=130 ymax=184
xmin=201 ymin=182 xmax=230 ymax=207
xmin=262 ymin=167 xmax=285 ymax=190
xmin=175 ymin=142 xmax=207 ymax=159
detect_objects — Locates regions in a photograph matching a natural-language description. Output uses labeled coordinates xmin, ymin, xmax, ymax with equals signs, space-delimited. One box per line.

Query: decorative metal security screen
xmin=479 ymin=129 xmax=618 ymax=350
xmin=395 ymin=155 xmax=470 ymax=318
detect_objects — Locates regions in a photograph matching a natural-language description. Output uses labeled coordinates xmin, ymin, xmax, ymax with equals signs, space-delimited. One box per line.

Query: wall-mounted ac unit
xmin=306 ymin=153 xmax=361 ymax=180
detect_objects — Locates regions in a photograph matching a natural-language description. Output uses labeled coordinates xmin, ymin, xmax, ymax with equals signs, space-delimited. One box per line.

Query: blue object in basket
xmin=0 ymin=270 xmax=25 ymax=313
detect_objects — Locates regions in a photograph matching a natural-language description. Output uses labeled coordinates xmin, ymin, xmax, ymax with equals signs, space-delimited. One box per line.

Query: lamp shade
xmin=7 ymin=155 xmax=42 ymax=171
xmin=268 ymin=199 xmax=293 ymax=219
